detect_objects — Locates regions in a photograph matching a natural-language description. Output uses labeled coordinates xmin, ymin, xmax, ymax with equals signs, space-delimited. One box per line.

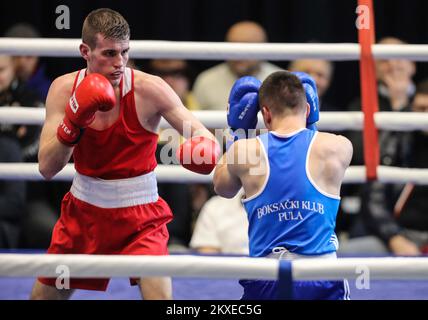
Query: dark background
xmin=1 ymin=0 xmax=428 ymax=109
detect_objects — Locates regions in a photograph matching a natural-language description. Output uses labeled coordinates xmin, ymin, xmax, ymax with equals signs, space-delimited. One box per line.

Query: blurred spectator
xmin=348 ymin=37 xmax=415 ymax=165
xmin=339 ymin=37 xmax=416 ymax=241
xmin=190 ymin=192 xmax=249 ymax=255
xmin=0 ymin=54 xmax=42 ymax=161
xmin=288 ymin=59 xmax=337 ymax=111
xmin=0 ymin=53 xmax=31 ymax=248
xmin=5 ymin=25 xmax=72 ymax=249
xmin=0 ymin=135 xmax=26 ymax=248
xmin=148 ymin=59 xmax=211 ymax=250
xmin=375 ymin=37 xmax=416 ymax=112
xmin=0 ymin=54 xmax=56 ymax=249
xmin=193 ymin=21 xmax=281 ymax=110
xmin=340 ymin=79 xmax=428 ymax=255
xmin=4 ymin=23 xmax=51 ymax=101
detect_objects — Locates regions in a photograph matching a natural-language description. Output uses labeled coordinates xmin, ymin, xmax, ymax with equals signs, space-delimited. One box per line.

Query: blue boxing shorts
xmin=239 ymin=279 xmax=350 ymax=300
xmin=240 ymin=248 xmax=351 ymax=300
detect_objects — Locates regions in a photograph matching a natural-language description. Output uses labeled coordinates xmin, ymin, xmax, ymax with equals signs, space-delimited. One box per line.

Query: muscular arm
xmin=213 ymin=142 xmax=242 ymax=198
xmin=332 ymin=135 xmax=353 ymax=182
xmin=214 ymin=138 xmax=264 ymax=199
xmin=138 ymin=73 xmax=214 ymax=140
xmin=38 ymin=75 xmax=75 ymax=180
xmin=310 ymin=133 xmax=353 ymax=195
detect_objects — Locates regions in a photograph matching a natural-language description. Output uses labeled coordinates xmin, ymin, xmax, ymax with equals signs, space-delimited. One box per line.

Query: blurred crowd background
xmin=1 ymin=0 xmax=428 ymax=257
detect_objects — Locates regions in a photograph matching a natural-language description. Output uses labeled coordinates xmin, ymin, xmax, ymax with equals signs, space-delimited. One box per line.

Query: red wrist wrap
xmin=56 ymin=116 xmax=84 ymax=146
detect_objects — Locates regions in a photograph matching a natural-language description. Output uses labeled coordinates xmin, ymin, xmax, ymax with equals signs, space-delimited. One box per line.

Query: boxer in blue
xmin=214 ymin=71 xmax=353 ymax=300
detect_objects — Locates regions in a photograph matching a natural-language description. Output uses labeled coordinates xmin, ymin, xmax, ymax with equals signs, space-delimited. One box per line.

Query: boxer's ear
xmin=79 ymin=43 xmax=90 ymax=61
xmin=261 ymin=106 xmax=272 ymax=128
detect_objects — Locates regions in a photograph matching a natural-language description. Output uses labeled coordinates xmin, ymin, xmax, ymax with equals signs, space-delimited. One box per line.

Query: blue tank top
xmin=243 ymin=129 xmax=340 ymax=257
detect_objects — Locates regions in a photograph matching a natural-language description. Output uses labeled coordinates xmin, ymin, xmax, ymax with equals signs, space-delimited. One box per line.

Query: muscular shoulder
xmin=228 ymin=138 xmax=261 ymax=174
xmin=235 ymin=136 xmax=256 ymax=147
xmin=44 ymin=71 xmax=79 ymax=116
xmin=313 ymin=132 xmax=353 ymax=167
xmin=134 ymin=69 xmax=170 ymax=97
xmin=233 ymin=137 xmax=260 ymax=159
xmin=48 ymin=71 xmax=79 ymax=98
xmin=133 ymin=69 xmax=178 ymax=108
xmin=316 ymin=131 xmax=352 ymax=149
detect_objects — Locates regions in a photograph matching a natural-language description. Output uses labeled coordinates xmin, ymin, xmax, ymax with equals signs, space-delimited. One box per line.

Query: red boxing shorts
xmin=38 ymin=172 xmax=173 ymax=291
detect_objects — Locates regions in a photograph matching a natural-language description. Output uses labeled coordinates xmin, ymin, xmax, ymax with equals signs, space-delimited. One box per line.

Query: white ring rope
xmin=1 ymin=108 xmax=427 ymax=183
xmin=0 ymin=163 xmax=212 ymax=183
xmin=0 ymin=254 xmax=427 ymax=280
xmin=1 ymin=39 xmax=428 ymax=61
xmin=0 ymin=163 xmax=427 ymax=185
xmin=2 ymin=107 xmax=428 ymax=131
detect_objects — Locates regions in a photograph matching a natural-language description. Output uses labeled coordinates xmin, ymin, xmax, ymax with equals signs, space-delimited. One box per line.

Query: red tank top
xmin=72 ymin=68 xmax=158 ymax=179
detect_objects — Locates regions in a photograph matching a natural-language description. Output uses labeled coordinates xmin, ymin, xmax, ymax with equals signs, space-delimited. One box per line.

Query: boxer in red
xmin=31 ymin=8 xmax=219 ymax=300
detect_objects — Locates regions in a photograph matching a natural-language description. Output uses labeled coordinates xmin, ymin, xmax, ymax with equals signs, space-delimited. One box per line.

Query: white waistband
xmin=267 ymin=247 xmax=337 ymax=260
xmin=70 ymin=171 xmax=158 ymax=208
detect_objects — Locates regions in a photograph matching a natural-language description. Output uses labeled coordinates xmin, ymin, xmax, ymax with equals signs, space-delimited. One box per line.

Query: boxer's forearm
xmin=38 ymin=134 xmax=73 ymax=180
xmin=213 ymin=155 xmax=241 ymax=198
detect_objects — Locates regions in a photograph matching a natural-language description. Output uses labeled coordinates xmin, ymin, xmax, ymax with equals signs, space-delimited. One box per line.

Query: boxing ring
xmin=0 ymin=254 xmax=428 ymax=299
xmin=2 ymin=30 xmax=428 ymax=300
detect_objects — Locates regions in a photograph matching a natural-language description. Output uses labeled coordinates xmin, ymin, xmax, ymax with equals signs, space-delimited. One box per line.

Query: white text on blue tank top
xmin=256 ymin=200 xmax=325 ymax=221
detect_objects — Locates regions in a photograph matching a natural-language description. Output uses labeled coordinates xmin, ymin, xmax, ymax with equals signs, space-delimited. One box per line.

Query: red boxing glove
xmin=57 ymin=73 xmax=116 ymax=146
xmin=176 ymin=136 xmax=221 ymax=175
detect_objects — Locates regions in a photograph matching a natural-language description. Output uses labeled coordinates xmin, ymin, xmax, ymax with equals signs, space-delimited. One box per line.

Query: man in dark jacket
xmin=360 ymin=80 xmax=428 ymax=255
xmin=0 ymin=54 xmax=58 ymax=249
xmin=339 ymin=37 xmax=416 ymax=243
xmin=0 ymin=135 xmax=26 ymax=248
xmin=341 ymin=79 xmax=428 ymax=255
xmin=4 ymin=23 xmax=51 ymax=101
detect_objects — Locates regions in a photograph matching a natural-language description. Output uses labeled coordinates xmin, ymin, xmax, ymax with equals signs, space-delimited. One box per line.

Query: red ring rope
xmin=358 ymin=0 xmax=380 ymax=180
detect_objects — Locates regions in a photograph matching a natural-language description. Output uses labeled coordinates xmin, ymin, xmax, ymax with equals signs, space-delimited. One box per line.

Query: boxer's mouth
xmin=110 ymin=71 xmax=123 ymax=79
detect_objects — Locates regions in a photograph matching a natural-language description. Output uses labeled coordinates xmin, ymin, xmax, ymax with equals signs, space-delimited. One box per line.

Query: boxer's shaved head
xmin=259 ymin=71 xmax=307 ymax=116
xmin=82 ymin=8 xmax=130 ymax=49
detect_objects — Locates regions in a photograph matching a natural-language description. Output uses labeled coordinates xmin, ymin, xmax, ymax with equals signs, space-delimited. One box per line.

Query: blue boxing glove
xmin=226 ymin=76 xmax=261 ymax=150
xmin=292 ymin=71 xmax=319 ymax=130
